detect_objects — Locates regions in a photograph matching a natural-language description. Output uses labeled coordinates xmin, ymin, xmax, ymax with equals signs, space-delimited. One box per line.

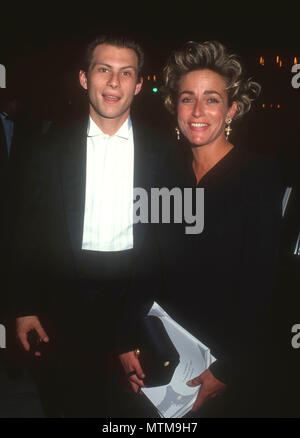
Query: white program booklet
xmin=141 ymin=302 xmax=216 ymax=418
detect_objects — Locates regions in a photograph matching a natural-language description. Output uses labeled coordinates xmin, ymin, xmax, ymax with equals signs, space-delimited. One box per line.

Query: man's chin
xmin=94 ymin=107 xmax=130 ymax=121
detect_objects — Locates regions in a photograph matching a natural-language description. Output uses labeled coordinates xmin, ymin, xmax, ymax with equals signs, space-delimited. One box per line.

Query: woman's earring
xmin=175 ymin=127 xmax=181 ymax=141
xmin=225 ymin=117 xmax=232 ymax=140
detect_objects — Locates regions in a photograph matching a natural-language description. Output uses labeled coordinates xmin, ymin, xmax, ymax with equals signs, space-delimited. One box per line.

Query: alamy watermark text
xmin=133 ymin=187 xmax=204 ymax=234
xmin=291 ymin=64 xmax=300 ymax=89
xmin=0 ymin=64 xmax=6 ymax=88
xmin=0 ymin=324 xmax=6 ymax=348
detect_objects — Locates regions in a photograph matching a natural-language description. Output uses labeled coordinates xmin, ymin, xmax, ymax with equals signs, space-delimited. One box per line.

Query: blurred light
xmin=294 ymin=57 xmax=298 ymax=64
xmin=276 ymin=56 xmax=279 ymax=63
xmin=279 ymin=60 xmax=282 ymax=67
xmin=147 ymin=75 xmax=150 ymax=81
xmin=262 ymin=104 xmax=265 ymax=108
xmin=153 ymin=75 xmax=157 ymax=82
xmin=270 ymin=104 xmax=273 ymax=108
xmin=259 ymin=56 xmax=264 ymax=65
xmin=277 ymin=104 xmax=280 ymax=109
xmin=152 ymin=87 xmax=158 ymax=93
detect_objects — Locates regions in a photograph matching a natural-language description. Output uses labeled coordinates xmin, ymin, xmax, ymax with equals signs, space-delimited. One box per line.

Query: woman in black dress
xmin=120 ymin=41 xmax=282 ymax=417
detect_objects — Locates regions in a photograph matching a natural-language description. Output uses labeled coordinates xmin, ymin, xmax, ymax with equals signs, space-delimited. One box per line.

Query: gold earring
xmin=225 ymin=117 xmax=232 ymax=140
xmin=175 ymin=127 xmax=181 ymax=140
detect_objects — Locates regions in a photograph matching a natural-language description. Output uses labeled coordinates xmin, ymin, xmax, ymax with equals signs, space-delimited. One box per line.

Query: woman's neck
xmin=191 ymin=140 xmax=234 ymax=184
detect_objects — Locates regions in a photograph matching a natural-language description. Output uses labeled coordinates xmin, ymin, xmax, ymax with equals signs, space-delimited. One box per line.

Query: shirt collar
xmin=87 ymin=116 xmax=132 ymax=140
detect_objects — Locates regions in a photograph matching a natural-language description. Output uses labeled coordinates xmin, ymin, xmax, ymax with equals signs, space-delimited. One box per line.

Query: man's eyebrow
xmin=120 ymin=65 xmax=137 ymax=70
xmin=91 ymin=62 xmax=137 ymax=70
xmin=91 ymin=62 xmax=111 ymax=68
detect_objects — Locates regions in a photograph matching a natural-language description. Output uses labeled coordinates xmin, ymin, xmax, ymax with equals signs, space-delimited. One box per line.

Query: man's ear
xmin=134 ymin=76 xmax=143 ymax=96
xmin=79 ymin=70 xmax=88 ymax=90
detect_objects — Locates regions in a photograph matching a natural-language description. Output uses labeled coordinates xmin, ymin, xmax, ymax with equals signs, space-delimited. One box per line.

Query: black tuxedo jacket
xmin=1 ymin=115 xmax=35 ymax=320
xmin=10 ymin=117 xmax=169 ymax=350
xmin=0 ymin=115 xmax=34 ymax=227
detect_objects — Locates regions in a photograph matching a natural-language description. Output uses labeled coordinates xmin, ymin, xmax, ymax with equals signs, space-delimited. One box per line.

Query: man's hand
xmin=16 ymin=316 xmax=49 ymax=357
xmin=119 ymin=351 xmax=146 ymax=394
xmin=187 ymin=369 xmax=227 ymax=412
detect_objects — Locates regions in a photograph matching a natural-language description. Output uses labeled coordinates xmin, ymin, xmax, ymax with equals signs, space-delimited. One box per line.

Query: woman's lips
xmin=189 ymin=122 xmax=209 ymax=131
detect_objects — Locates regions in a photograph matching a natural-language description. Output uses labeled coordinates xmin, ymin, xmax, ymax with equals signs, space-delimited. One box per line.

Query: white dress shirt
xmin=81 ymin=116 xmax=134 ymax=252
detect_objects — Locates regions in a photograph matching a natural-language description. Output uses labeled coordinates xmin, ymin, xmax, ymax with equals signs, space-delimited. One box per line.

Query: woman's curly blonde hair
xmin=163 ymin=40 xmax=261 ymax=119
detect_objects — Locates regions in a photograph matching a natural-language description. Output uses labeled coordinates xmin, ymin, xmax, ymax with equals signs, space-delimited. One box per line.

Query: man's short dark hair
xmin=83 ymin=34 xmax=144 ymax=79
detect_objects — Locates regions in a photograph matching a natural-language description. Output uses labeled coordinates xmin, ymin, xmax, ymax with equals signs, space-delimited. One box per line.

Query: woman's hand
xmin=119 ymin=351 xmax=146 ymax=394
xmin=187 ymin=369 xmax=227 ymax=412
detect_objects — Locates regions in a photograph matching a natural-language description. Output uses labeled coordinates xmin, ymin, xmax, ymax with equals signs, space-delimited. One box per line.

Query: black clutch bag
xmin=136 ymin=315 xmax=180 ymax=387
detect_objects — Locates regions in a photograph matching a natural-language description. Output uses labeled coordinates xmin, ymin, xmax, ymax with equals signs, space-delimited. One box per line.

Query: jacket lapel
xmin=132 ymin=121 xmax=155 ymax=250
xmin=57 ymin=119 xmax=88 ymax=253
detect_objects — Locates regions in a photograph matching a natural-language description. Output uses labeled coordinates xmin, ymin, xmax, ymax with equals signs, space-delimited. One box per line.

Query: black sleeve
xmin=116 ymin=219 xmax=166 ymax=354
xmin=8 ymin=139 xmax=54 ymax=317
xmin=209 ymin=157 xmax=283 ymax=384
xmin=115 ymin=133 xmax=173 ymax=354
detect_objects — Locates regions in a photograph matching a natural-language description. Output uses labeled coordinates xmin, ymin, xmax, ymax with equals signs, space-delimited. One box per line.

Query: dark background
xmin=1 ymin=2 xmax=300 ymax=177
xmin=1 ymin=1 xmax=300 ymax=417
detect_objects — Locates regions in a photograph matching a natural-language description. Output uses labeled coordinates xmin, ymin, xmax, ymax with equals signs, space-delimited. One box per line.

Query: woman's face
xmin=177 ymin=69 xmax=237 ymax=147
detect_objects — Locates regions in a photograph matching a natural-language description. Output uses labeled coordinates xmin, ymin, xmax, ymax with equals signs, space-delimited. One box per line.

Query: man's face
xmin=79 ymin=43 xmax=142 ymax=128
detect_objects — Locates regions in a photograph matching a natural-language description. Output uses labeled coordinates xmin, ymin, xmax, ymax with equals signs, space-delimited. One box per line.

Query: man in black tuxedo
xmin=11 ymin=35 xmax=165 ymax=417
